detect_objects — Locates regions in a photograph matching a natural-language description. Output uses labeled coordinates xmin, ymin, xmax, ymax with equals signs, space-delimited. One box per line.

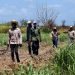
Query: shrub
xmin=41 ymin=32 xmax=51 ymax=44
xmin=41 ymin=26 xmax=51 ymax=33
xmin=59 ymin=33 xmax=68 ymax=42
xmin=22 ymin=34 xmax=27 ymax=42
xmin=0 ymin=25 xmax=26 ymax=33
xmin=0 ymin=25 xmax=10 ymax=33
xmin=20 ymin=27 xmax=26 ymax=33
xmin=0 ymin=34 xmax=8 ymax=46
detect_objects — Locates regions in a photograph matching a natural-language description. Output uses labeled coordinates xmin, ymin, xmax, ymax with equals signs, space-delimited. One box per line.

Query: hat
xmin=70 ymin=26 xmax=72 ymax=28
xmin=53 ymin=27 xmax=57 ymax=29
xmin=11 ymin=19 xmax=17 ymax=23
xmin=27 ymin=21 xmax=31 ymax=24
xmin=11 ymin=20 xmax=18 ymax=26
xmin=33 ymin=21 xmax=37 ymax=24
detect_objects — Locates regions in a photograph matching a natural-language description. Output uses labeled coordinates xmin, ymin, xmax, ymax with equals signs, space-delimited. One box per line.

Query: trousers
xmin=52 ymin=38 xmax=58 ymax=48
xmin=10 ymin=44 xmax=20 ymax=62
xmin=32 ymin=40 xmax=39 ymax=55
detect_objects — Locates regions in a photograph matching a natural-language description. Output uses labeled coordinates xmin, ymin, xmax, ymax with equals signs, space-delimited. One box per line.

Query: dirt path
xmin=0 ymin=43 xmax=54 ymax=70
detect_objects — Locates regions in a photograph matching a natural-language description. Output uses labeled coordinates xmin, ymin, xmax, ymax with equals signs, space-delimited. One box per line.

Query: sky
xmin=0 ymin=0 xmax=75 ymax=25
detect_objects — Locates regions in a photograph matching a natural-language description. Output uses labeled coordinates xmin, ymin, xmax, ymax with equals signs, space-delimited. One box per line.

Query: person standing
xmin=68 ymin=26 xmax=75 ymax=44
xmin=26 ymin=21 xmax=32 ymax=55
xmin=31 ymin=21 xmax=41 ymax=55
xmin=51 ymin=27 xmax=59 ymax=48
xmin=8 ymin=20 xmax=22 ymax=62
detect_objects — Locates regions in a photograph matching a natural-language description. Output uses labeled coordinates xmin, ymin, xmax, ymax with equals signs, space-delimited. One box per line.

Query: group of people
xmin=26 ymin=21 xmax=41 ymax=56
xmin=51 ymin=26 xmax=75 ymax=47
xmin=8 ymin=20 xmax=41 ymax=63
xmin=8 ymin=20 xmax=75 ymax=63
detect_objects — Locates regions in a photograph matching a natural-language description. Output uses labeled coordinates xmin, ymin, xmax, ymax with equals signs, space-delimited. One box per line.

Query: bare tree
xmin=62 ymin=20 xmax=66 ymax=27
xmin=36 ymin=5 xmax=58 ymax=29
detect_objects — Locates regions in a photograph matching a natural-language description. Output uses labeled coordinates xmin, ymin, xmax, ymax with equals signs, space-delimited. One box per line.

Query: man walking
xmin=26 ymin=21 xmax=32 ymax=55
xmin=68 ymin=26 xmax=75 ymax=44
xmin=51 ymin=27 xmax=59 ymax=48
xmin=31 ymin=21 xmax=41 ymax=55
xmin=8 ymin=20 xmax=22 ymax=62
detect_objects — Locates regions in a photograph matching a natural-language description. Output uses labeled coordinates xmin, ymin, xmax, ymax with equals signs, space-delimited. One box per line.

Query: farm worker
xmin=68 ymin=26 xmax=75 ymax=44
xmin=8 ymin=20 xmax=22 ymax=62
xmin=26 ymin=21 xmax=32 ymax=55
xmin=31 ymin=21 xmax=41 ymax=55
xmin=51 ymin=27 xmax=59 ymax=48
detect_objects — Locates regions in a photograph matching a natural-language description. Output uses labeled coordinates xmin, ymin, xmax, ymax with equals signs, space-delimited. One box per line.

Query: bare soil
xmin=0 ymin=43 xmax=54 ymax=71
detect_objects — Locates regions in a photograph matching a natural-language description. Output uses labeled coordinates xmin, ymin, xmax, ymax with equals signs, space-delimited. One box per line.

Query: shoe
xmin=17 ymin=60 xmax=20 ymax=63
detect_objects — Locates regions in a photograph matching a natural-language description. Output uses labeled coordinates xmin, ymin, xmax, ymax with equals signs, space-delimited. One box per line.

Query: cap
xmin=11 ymin=20 xmax=18 ymax=26
xmin=27 ymin=21 xmax=32 ymax=24
xmin=70 ymin=26 xmax=72 ymax=28
xmin=53 ymin=27 xmax=57 ymax=29
xmin=11 ymin=19 xmax=17 ymax=23
xmin=33 ymin=21 xmax=37 ymax=24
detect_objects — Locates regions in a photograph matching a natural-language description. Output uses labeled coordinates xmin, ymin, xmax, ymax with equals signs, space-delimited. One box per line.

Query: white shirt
xmin=68 ymin=30 xmax=75 ymax=38
xmin=8 ymin=28 xmax=22 ymax=44
xmin=51 ymin=31 xmax=58 ymax=38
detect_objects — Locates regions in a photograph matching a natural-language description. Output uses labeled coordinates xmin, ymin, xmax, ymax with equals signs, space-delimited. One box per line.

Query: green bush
xmin=22 ymin=34 xmax=27 ymax=42
xmin=0 ymin=34 xmax=8 ymax=46
xmin=59 ymin=33 xmax=68 ymax=42
xmin=20 ymin=27 xmax=26 ymax=33
xmin=0 ymin=25 xmax=26 ymax=33
xmin=41 ymin=26 xmax=51 ymax=33
xmin=0 ymin=25 xmax=10 ymax=33
xmin=41 ymin=32 xmax=51 ymax=44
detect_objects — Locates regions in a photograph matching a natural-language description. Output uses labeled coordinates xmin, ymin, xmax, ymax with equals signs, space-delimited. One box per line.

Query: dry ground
xmin=0 ymin=43 xmax=54 ymax=71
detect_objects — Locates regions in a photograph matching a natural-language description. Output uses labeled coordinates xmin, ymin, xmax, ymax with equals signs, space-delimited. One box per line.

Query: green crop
xmin=0 ymin=33 xmax=8 ymax=46
xmin=54 ymin=44 xmax=75 ymax=75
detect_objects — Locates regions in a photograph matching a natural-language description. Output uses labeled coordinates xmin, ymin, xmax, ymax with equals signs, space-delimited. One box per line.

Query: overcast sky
xmin=0 ymin=0 xmax=75 ymax=25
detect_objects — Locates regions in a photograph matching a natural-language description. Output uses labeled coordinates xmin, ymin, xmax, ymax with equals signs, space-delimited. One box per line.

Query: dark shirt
xmin=26 ymin=27 xmax=32 ymax=41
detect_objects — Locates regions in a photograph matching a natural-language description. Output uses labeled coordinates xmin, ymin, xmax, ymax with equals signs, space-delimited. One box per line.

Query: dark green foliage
xmin=41 ymin=26 xmax=51 ymax=33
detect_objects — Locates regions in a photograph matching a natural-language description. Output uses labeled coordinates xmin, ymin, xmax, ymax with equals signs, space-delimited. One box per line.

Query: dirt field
xmin=0 ymin=43 xmax=54 ymax=71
